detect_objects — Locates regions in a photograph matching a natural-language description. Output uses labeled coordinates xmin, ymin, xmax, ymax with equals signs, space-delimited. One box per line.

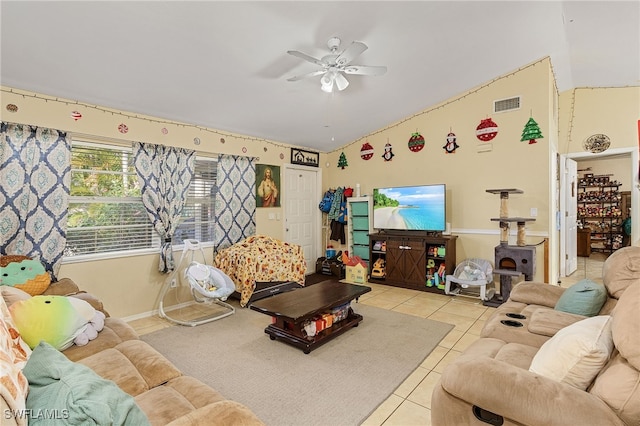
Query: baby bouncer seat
xmin=158 ymin=239 xmax=235 ymax=326
xmin=445 ymin=258 xmax=495 ymax=301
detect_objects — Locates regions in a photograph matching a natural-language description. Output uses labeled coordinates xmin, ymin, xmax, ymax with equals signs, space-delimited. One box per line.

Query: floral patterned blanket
xmin=214 ymin=235 xmax=307 ymax=307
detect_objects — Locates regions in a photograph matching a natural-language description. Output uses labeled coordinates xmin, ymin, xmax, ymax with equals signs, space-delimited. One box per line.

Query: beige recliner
xmin=431 ymin=246 xmax=640 ymax=426
xmin=480 ymin=246 xmax=640 ymax=347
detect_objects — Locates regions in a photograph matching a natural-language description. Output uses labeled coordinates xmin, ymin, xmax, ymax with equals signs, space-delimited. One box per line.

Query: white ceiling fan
xmin=287 ymin=37 xmax=387 ymax=92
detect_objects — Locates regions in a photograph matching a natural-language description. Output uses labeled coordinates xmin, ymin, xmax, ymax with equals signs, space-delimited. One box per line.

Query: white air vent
xmin=493 ymin=96 xmax=521 ymax=113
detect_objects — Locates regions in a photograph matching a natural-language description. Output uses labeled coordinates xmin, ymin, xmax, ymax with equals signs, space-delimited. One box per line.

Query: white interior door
xmin=563 ymin=158 xmax=578 ymax=275
xmin=283 ymin=165 xmax=320 ymax=274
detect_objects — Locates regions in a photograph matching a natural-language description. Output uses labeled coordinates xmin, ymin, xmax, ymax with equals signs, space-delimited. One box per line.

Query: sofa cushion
xmin=78 ymin=340 xmax=182 ymax=397
xmin=529 ymin=315 xmax=613 ymax=390
xmin=554 ymin=279 xmax=607 ymax=317
xmin=63 ymin=317 xmax=139 ymax=362
xmin=23 ymin=341 xmax=150 ymax=425
xmin=528 ymin=307 xmax=587 ymax=336
xmin=611 ymin=282 xmax=640 ymax=369
xmin=602 ymin=246 xmax=640 ymax=299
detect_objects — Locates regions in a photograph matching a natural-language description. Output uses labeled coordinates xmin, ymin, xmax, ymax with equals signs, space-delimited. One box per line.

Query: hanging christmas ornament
xmin=360 ymin=141 xmax=374 ymax=160
xmin=443 ymin=132 xmax=459 ymax=153
xmin=161 ymin=127 xmax=169 ymax=135
xmin=193 ymin=137 xmax=201 ymax=145
xmin=70 ymin=111 xmax=82 ymax=121
xmin=280 ymin=153 xmax=285 ymax=160
xmin=382 ymin=142 xmax=395 ymax=161
xmin=118 ymin=123 xmax=129 ymax=134
xmin=338 ymin=152 xmax=348 ymax=169
xmin=520 ymin=117 xmax=543 ymax=144
xmin=6 ymin=104 xmax=18 ymax=113
xmin=476 ymin=118 xmax=498 ymax=142
xmin=408 ymin=131 xmax=425 ymax=152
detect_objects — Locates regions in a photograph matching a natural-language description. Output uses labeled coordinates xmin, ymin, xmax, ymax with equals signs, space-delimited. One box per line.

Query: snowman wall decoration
xmin=382 ymin=142 xmax=395 ymax=161
xmin=443 ymin=132 xmax=459 ymax=153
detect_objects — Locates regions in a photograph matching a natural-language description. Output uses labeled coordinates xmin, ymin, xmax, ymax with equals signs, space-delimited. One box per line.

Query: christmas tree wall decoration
xmin=521 ymin=117 xmax=544 ymax=144
xmin=338 ymin=152 xmax=348 ymax=169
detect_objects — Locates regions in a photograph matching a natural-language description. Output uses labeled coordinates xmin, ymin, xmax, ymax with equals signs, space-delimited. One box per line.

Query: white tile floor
xmin=128 ymin=254 xmax=607 ymax=426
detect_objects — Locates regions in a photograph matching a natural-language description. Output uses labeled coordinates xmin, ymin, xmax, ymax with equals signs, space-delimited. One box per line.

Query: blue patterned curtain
xmin=133 ymin=142 xmax=195 ymax=273
xmin=0 ymin=122 xmax=71 ymax=279
xmin=214 ymin=155 xmax=256 ymax=251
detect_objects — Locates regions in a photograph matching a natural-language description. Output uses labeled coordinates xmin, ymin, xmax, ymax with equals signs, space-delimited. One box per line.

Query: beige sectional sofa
xmin=431 ymin=246 xmax=640 ymax=426
xmin=1 ymin=278 xmax=264 ymax=426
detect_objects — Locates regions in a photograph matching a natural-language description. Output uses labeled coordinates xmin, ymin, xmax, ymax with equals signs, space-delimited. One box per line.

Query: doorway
xmin=283 ymin=164 xmax=322 ymax=274
xmin=560 ymin=148 xmax=638 ymax=277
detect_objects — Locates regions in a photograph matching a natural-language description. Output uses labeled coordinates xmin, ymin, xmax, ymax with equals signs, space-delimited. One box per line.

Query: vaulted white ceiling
xmin=1 ymin=1 xmax=638 ymax=152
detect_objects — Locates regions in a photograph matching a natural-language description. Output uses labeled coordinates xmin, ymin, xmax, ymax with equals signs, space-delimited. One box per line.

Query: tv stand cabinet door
xmin=386 ymin=237 xmax=426 ymax=288
xmin=401 ymin=238 xmax=427 ymax=286
xmin=385 ymin=238 xmax=404 ymax=282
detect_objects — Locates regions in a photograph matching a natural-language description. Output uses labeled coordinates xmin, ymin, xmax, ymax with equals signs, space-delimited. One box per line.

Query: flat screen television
xmin=373 ymin=184 xmax=446 ymax=232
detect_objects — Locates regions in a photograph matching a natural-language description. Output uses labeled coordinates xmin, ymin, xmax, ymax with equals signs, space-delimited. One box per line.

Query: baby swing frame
xmin=158 ymin=239 xmax=235 ymax=326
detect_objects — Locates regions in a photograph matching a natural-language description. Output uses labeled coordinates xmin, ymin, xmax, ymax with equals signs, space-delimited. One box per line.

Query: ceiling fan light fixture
xmin=321 ymin=74 xmax=334 ymax=92
xmin=335 ymin=72 xmax=349 ymax=91
xmin=287 ymin=37 xmax=386 ymax=92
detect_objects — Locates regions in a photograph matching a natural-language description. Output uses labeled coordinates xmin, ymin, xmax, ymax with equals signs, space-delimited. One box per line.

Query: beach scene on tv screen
xmin=373 ymin=185 xmax=445 ymax=231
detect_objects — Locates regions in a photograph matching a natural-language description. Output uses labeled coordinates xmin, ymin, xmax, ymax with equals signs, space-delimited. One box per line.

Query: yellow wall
xmin=325 ymin=58 xmax=555 ymax=281
xmin=0 ymin=86 xmax=327 ymax=318
xmin=2 ymin=60 xmax=638 ymax=318
xmin=558 ymin=86 xmax=640 ymax=247
xmin=558 ymin=87 xmax=640 ymax=155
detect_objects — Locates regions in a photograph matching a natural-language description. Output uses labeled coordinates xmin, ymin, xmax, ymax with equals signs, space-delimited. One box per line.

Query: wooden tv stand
xmin=368 ymin=232 xmax=457 ymax=293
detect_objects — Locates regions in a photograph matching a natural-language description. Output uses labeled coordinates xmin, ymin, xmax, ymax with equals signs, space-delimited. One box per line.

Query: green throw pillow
xmin=23 ymin=342 xmax=150 ymax=425
xmin=555 ymin=279 xmax=607 ymax=317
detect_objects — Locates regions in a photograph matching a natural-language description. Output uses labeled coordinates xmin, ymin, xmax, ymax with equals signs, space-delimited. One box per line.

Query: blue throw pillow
xmin=555 ymin=279 xmax=607 ymax=317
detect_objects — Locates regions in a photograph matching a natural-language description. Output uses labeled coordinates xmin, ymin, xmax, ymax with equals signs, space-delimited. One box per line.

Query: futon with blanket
xmin=214 ymin=235 xmax=307 ymax=307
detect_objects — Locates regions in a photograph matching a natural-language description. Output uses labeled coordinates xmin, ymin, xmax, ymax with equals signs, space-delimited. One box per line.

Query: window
xmin=65 ymin=141 xmax=217 ymax=259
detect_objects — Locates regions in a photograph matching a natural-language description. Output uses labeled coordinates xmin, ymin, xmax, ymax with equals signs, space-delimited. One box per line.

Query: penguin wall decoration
xmin=382 ymin=142 xmax=395 ymax=161
xmin=443 ymin=132 xmax=459 ymax=153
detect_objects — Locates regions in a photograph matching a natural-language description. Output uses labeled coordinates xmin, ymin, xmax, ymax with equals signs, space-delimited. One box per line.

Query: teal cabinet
xmin=347 ymin=196 xmax=372 ymax=265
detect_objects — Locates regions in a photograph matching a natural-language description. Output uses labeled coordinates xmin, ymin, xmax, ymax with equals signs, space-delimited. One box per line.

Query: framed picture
xmin=256 ymin=164 xmax=280 ymax=207
xmin=291 ymin=148 xmax=319 ymax=167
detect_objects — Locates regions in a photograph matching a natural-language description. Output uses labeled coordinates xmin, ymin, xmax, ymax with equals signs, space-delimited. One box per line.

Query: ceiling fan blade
xmin=335 ymin=41 xmax=367 ymax=66
xmin=343 ymin=65 xmax=387 ymax=76
xmin=287 ymin=69 xmax=327 ymax=82
xmin=335 ymin=73 xmax=349 ymax=91
xmin=287 ymin=50 xmax=326 ymax=67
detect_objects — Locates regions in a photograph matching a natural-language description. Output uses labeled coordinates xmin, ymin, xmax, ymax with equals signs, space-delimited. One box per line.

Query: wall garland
xmin=0 ymin=87 xmax=296 ymax=152
xmin=327 ymin=57 xmax=560 ymax=154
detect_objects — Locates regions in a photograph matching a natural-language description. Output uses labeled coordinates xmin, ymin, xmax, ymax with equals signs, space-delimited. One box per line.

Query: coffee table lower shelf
xmin=264 ymin=308 xmax=363 ymax=354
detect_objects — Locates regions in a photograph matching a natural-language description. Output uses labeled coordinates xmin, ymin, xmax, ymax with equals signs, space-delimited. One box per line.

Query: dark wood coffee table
xmin=250 ymin=280 xmax=371 ymax=353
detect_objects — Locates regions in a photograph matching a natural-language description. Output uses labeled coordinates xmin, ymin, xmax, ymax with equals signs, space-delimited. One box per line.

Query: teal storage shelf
xmin=351 ymin=202 xmax=369 ymax=216
xmin=352 ymin=231 xmax=369 ymax=245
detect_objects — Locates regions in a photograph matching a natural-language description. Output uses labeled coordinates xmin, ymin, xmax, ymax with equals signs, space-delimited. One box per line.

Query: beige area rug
xmin=142 ymin=301 xmax=453 ymax=426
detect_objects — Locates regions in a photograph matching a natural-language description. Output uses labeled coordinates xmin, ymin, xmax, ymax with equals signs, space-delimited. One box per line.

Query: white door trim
xmin=560 ymin=147 xmax=639 ymax=270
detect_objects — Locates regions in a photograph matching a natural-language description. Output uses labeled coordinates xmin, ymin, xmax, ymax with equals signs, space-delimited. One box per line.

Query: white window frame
xmin=63 ymin=139 xmax=217 ymax=264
